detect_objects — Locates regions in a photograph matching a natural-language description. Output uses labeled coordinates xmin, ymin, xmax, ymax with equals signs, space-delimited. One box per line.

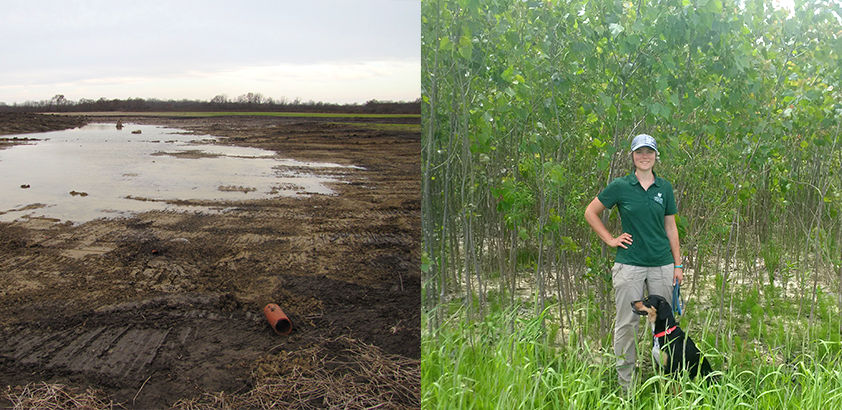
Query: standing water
xmin=0 ymin=124 xmax=359 ymax=223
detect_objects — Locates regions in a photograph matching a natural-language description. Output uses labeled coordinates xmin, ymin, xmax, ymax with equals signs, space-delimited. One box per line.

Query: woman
xmin=583 ymin=133 xmax=684 ymax=392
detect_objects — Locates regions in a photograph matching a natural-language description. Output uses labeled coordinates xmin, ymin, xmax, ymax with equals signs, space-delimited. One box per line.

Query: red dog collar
xmin=654 ymin=325 xmax=677 ymax=338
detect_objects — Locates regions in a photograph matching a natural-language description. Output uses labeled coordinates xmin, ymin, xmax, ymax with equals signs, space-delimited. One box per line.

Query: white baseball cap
xmin=631 ymin=134 xmax=658 ymax=152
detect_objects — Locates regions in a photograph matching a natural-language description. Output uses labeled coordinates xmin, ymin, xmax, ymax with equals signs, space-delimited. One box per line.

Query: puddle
xmin=0 ymin=124 xmax=360 ymax=224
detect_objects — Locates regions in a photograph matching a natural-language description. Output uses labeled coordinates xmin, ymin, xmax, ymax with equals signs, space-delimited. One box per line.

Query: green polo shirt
xmin=597 ymin=172 xmax=677 ymax=267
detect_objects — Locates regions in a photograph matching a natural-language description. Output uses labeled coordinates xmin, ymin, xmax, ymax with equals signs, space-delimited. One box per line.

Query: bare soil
xmin=0 ymin=113 xmax=420 ymax=409
xmin=0 ymin=113 xmax=88 ymax=137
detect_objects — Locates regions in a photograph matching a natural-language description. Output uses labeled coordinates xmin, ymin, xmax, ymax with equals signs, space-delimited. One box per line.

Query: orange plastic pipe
xmin=263 ymin=303 xmax=292 ymax=336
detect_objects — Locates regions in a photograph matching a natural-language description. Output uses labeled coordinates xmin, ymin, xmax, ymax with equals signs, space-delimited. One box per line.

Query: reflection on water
xmin=0 ymin=124 xmax=359 ymax=224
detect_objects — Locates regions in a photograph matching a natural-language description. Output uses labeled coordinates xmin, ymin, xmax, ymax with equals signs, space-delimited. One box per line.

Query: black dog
xmin=631 ymin=295 xmax=716 ymax=381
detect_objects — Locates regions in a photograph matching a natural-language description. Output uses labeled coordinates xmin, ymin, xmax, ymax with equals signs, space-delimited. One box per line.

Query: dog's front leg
xmin=651 ymin=338 xmax=661 ymax=371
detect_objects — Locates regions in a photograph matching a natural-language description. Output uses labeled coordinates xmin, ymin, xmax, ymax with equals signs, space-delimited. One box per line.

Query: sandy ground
xmin=0 ymin=113 xmax=420 ymax=409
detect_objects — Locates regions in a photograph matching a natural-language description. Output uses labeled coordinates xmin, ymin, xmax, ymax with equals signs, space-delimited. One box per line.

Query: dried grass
xmin=3 ymin=336 xmax=418 ymax=410
xmin=4 ymin=382 xmax=117 ymax=410
xmin=173 ymin=335 xmax=420 ymax=410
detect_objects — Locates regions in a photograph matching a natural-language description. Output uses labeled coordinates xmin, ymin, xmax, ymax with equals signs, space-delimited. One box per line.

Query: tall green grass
xmin=423 ymin=303 xmax=842 ymax=409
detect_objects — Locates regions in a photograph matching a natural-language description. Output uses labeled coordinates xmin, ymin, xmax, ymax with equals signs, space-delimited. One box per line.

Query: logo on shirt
xmin=653 ymin=192 xmax=664 ymax=205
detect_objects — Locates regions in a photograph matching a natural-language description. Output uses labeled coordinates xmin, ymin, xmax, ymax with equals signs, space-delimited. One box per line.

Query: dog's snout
xmin=630 ymin=300 xmax=647 ymax=315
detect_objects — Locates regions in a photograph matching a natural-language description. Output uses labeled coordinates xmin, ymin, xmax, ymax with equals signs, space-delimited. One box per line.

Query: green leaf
xmin=738 ymin=186 xmax=751 ymax=201
xmin=663 ymin=54 xmax=676 ymax=71
xmin=785 ymin=18 xmax=799 ymax=36
xmin=502 ymin=66 xmax=515 ymax=83
xmin=632 ymin=19 xmax=645 ymax=34
xmin=707 ymin=0 xmax=722 ymax=14
xmin=597 ymin=157 xmax=610 ymax=171
xmin=518 ymin=226 xmax=529 ymax=240
xmin=421 ymin=253 xmax=431 ymax=273
xmin=599 ymin=93 xmax=613 ymax=111
xmin=660 ymin=104 xmax=671 ymax=119
xmin=458 ymin=35 xmax=473 ymax=60
xmin=439 ymin=36 xmax=453 ymax=51
xmin=609 ymin=23 xmax=624 ymax=37
xmin=551 ymin=72 xmax=565 ymax=87
xmin=626 ymin=34 xmax=641 ymax=48
xmin=805 ymin=89 xmax=821 ymax=101
xmin=560 ymin=236 xmax=580 ymax=252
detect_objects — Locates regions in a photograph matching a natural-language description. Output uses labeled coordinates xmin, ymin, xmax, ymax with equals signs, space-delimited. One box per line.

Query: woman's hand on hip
xmin=608 ymin=233 xmax=633 ymax=249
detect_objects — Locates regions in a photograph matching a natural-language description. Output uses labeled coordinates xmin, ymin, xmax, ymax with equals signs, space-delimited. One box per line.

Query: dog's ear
xmin=655 ymin=296 xmax=672 ymax=321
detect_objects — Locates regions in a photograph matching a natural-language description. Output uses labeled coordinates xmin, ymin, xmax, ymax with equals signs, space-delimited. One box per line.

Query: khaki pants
xmin=612 ymin=263 xmax=674 ymax=391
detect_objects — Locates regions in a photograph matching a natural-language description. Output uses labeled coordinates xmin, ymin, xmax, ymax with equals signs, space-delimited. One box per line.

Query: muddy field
xmin=0 ymin=113 xmax=420 ymax=409
xmin=0 ymin=113 xmax=89 ymax=137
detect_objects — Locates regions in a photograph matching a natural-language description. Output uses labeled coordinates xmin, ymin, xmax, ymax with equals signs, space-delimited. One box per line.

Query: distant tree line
xmin=0 ymin=93 xmax=421 ymax=115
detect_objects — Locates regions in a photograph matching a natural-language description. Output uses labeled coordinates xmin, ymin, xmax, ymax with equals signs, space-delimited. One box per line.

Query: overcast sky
xmin=0 ymin=0 xmax=420 ymax=105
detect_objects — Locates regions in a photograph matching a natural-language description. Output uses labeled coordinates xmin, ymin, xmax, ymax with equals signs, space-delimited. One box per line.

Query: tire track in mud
xmin=0 ymin=294 xmax=273 ymax=396
xmin=305 ymin=209 xmax=417 ymax=244
xmin=306 ymin=232 xmax=416 ymax=247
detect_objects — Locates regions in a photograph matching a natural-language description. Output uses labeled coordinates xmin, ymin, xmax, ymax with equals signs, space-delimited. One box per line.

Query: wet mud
xmin=0 ymin=114 xmax=420 ymax=408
